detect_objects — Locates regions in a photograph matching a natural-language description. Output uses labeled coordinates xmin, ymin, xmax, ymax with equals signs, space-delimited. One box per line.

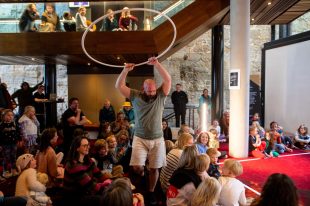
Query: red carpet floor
xmin=235 ymin=152 xmax=310 ymax=206
xmin=219 ymin=142 xmax=310 ymax=205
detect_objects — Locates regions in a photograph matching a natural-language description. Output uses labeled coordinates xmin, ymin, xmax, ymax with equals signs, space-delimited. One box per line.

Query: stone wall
xmin=0 ymin=65 xmax=68 ymax=120
xmin=157 ymin=25 xmax=271 ymax=127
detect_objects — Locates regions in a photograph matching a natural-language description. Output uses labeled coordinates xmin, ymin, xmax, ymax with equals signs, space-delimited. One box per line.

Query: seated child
xmin=209 ymin=120 xmax=221 ymax=139
xmin=196 ymin=132 xmax=209 ymax=154
xmin=218 ymin=159 xmax=247 ymax=206
xmin=29 ymin=172 xmax=52 ymax=206
xmin=206 ymin=148 xmax=221 ymax=179
xmin=101 ymin=177 xmax=144 ymax=206
xmin=190 ymin=177 xmax=221 ymax=206
xmin=249 ymin=126 xmax=269 ymax=158
xmin=92 ymin=139 xmax=113 ymax=174
xmin=15 ymin=154 xmax=46 ymax=202
xmin=208 ymin=129 xmax=219 ymax=149
xmin=252 ymin=121 xmax=266 ymax=139
xmin=294 ymin=124 xmax=310 ymax=150
xmin=195 ymin=154 xmax=210 ymax=180
xmin=265 ymin=132 xmax=280 ymax=157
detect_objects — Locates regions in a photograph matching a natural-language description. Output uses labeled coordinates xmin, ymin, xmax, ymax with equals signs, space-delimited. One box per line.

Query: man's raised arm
xmin=148 ymin=57 xmax=171 ymax=96
xmin=115 ymin=63 xmax=135 ymax=99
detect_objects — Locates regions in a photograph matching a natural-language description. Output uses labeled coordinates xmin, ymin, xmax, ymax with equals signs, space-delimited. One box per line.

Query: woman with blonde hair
xmin=166 ymin=145 xmax=200 ymax=206
xmin=119 ymin=7 xmax=138 ymax=31
xmin=18 ymin=106 xmax=40 ymax=154
xmin=160 ymin=133 xmax=194 ymax=192
xmin=190 ymin=177 xmax=221 ymax=206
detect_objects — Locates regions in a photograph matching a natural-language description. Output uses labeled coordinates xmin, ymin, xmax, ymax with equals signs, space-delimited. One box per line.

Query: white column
xmin=229 ymin=0 xmax=250 ymax=158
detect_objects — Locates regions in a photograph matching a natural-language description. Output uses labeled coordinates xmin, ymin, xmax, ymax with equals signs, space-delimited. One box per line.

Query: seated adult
xmin=40 ymin=3 xmax=61 ymax=32
xmin=61 ymin=97 xmax=91 ymax=158
xmin=62 ymin=11 xmax=76 ymax=32
xmin=63 ymin=136 xmax=111 ymax=205
xmin=36 ymin=128 xmax=64 ymax=188
xmin=119 ymin=7 xmax=138 ymax=31
xmin=19 ymin=3 xmax=40 ymax=32
xmin=100 ymin=9 xmax=120 ymax=31
xmin=160 ymin=133 xmax=194 ymax=193
xmin=75 ymin=6 xmax=92 ymax=32
xmin=99 ymin=99 xmax=116 ymax=124
xmin=162 ymin=119 xmax=172 ymax=141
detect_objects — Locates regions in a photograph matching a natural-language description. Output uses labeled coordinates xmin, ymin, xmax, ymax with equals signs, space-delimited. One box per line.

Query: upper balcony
xmin=0 ymin=0 xmax=309 ymax=69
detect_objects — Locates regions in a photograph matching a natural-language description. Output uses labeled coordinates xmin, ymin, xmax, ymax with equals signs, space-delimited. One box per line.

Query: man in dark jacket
xmin=171 ymin=83 xmax=188 ymax=127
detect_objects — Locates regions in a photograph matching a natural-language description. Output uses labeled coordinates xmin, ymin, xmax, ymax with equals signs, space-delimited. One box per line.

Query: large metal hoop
xmin=81 ymin=8 xmax=177 ymax=68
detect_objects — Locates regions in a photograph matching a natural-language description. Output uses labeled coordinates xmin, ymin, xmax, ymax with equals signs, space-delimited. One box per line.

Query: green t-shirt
xmin=130 ymin=87 xmax=166 ymax=139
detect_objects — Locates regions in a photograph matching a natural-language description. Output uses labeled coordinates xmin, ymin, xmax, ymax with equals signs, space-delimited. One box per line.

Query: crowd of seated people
xmin=19 ymin=3 xmax=141 ymax=33
xmin=0 ymin=76 xmax=307 ymax=206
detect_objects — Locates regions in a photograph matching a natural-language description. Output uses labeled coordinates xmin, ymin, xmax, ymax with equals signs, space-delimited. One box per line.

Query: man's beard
xmin=142 ymin=93 xmax=157 ymax=103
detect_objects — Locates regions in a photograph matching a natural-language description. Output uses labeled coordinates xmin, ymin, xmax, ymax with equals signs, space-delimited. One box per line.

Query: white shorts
xmin=130 ymin=136 xmax=166 ymax=169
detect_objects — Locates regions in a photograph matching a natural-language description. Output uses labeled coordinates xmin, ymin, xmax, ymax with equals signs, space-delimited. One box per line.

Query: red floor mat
xmin=237 ymin=153 xmax=310 ymax=206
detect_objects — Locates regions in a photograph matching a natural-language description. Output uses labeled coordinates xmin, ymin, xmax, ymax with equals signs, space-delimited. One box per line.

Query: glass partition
xmin=0 ymin=0 xmax=194 ymax=33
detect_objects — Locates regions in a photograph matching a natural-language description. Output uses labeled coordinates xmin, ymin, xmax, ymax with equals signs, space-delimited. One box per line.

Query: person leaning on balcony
xmin=75 ymin=6 xmax=93 ymax=32
xmin=19 ymin=3 xmax=40 ymax=32
xmin=40 ymin=3 xmax=61 ymax=32
xmin=62 ymin=11 xmax=76 ymax=32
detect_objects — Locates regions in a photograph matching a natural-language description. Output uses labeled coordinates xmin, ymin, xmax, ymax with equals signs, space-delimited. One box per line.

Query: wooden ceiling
xmin=0 ymin=0 xmax=309 ymax=67
xmin=220 ymin=0 xmax=310 ymax=25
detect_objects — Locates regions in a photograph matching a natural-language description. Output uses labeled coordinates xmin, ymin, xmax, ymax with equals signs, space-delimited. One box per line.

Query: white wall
xmin=265 ymin=40 xmax=310 ymax=133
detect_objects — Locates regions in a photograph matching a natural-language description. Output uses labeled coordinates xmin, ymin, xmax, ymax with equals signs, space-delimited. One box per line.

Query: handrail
xmin=164 ymin=104 xmax=198 ymax=129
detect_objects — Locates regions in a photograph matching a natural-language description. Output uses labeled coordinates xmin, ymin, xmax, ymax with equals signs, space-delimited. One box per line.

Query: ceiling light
xmin=31 ymin=58 xmax=35 ymax=61
xmin=251 ymin=18 xmax=255 ymax=21
xmin=87 ymin=63 xmax=91 ymax=66
xmin=154 ymin=0 xmax=184 ymax=21
xmin=268 ymin=1 xmax=272 ymax=5
xmin=117 ymin=56 xmax=120 ymax=60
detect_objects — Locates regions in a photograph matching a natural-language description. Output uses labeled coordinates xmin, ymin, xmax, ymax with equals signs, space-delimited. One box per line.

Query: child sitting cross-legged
xmin=249 ymin=126 xmax=270 ymax=158
xmin=218 ymin=159 xmax=247 ymax=206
